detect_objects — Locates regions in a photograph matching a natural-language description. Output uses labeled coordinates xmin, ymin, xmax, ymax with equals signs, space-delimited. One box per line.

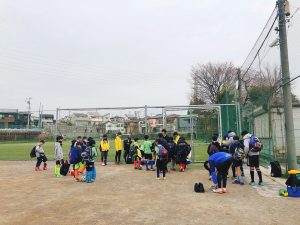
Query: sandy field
xmin=0 ymin=161 xmax=299 ymax=225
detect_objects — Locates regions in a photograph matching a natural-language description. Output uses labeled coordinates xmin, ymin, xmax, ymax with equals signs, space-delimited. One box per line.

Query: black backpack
xmin=194 ymin=182 xmax=205 ymax=193
xmin=60 ymin=160 xmax=70 ymax=176
xmin=30 ymin=146 xmax=36 ymax=158
xmin=270 ymin=161 xmax=282 ymax=177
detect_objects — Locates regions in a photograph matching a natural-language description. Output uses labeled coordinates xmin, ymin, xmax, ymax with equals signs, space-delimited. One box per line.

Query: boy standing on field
xmin=142 ymin=135 xmax=154 ymax=171
xmin=54 ymin=135 xmax=64 ymax=177
xmin=35 ymin=140 xmax=47 ymax=171
xmin=242 ymin=130 xmax=264 ymax=186
xmin=100 ymin=134 xmax=109 ymax=166
xmin=115 ymin=132 xmax=123 ymax=164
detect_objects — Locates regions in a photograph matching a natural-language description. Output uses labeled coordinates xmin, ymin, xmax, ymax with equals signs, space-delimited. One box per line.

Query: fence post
xmin=162 ymin=107 xmax=166 ymax=129
xmin=144 ymin=105 xmax=148 ymax=134
xmin=55 ymin=108 xmax=59 ymax=136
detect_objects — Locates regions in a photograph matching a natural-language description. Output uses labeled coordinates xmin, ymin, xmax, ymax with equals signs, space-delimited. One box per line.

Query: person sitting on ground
xmin=208 ymin=151 xmax=233 ymax=194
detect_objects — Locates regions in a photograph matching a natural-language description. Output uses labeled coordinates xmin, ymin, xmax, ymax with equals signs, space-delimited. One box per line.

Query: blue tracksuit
xmin=208 ymin=152 xmax=232 ymax=184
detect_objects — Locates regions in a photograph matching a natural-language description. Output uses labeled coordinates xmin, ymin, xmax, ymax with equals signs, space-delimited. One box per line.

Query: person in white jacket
xmin=35 ymin=140 xmax=47 ymax=171
xmin=54 ymin=136 xmax=64 ymax=177
xmin=242 ymin=130 xmax=264 ymax=186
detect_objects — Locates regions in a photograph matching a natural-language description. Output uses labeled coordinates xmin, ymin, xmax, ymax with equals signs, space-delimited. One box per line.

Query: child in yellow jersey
xmin=100 ymin=134 xmax=110 ymax=166
xmin=115 ymin=132 xmax=123 ymax=164
xmin=132 ymin=137 xmax=142 ymax=170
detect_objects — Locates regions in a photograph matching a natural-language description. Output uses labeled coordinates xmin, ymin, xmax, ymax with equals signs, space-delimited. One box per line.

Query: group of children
xmin=97 ymin=130 xmax=191 ymax=180
xmin=205 ymin=130 xmax=264 ymax=194
xmin=33 ymin=130 xmax=191 ymax=182
xmin=34 ymin=128 xmax=265 ymax=189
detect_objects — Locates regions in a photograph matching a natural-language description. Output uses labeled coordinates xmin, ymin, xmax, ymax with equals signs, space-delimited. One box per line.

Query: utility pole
xmin=277 ymin=0 xmax=297 ymax=170
xmin=25 ymin=97 xmax=32 ymax=129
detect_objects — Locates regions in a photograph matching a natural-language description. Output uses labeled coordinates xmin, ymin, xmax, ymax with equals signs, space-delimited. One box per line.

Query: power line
xmin=240 ymin=10 xmax=278 ymax=79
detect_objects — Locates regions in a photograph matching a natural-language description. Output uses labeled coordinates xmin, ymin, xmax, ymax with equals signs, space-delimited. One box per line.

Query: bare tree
xmin=240 ymin=64 xmax=281 ymax=105
xmin=190 ymin=62 xmax=237 ymax=104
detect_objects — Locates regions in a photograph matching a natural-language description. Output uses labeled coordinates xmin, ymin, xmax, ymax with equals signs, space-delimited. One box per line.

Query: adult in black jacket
xmin=157 ymin=133 xmax=170 ymax=151
xmin=162 ymin=129 xmax=171 ymax=143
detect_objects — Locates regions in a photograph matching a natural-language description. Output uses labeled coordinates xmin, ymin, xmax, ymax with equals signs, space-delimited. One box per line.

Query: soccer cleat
xmin=213 ymin=188 xmax=223 ymax=194
xmin=163 ymin=177 xmax=166 ymax=180
xmin=222 ymin=188 xmax=227 ymax=193
xmin=249 ymin=181 xmax=256 ymax=186
xmin=156 ymin=177 xmax=160 ymax=180
xmin=43 ymin=164 xmax=47 ymax=170
xmin=239 ymin=180 xmax=245 ymax=185
xmin=101 ymin=163 xmax=105 ymax=166
xmin=258 ymin=181 xmax=264 ymax=186
xmin=35 ymin=167 xmax=41 ymax=171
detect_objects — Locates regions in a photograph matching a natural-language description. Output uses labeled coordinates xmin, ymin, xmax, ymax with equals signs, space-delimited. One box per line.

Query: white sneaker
xmin=213 ymin=188 xmax=223 ymax=194
xmin=101 ymin=163 xmax=105 ymax=166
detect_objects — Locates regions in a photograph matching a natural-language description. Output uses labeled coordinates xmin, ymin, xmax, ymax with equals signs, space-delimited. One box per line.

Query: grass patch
xmin=0 ymin=140 xmax=209 ymax=162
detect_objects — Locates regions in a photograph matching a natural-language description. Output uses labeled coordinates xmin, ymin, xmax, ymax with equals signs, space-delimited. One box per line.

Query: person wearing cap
xmin=100 ymin=134 xmax=110 ymax=166
xmin=54 ymin=135 xmax=64 ymax=177
xmin=115 ymin=132 xmax=123 ymax=164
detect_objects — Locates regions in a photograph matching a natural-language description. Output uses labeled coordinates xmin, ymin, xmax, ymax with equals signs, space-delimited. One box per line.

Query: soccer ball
xmin=80 ymin=175 xmax=86 ymax=182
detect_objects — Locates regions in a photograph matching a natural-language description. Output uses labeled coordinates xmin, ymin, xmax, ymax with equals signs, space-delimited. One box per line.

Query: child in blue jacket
xmin=208 ymin=152 xmax=233 ymax=194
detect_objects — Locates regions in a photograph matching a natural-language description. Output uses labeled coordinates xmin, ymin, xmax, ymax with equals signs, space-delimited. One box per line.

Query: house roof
xmin=0 ymin=109 xmax=18 ymax=113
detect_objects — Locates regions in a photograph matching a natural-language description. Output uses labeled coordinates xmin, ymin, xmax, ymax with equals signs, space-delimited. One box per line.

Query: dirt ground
xmin=0 ymin=161 xmax=299 ymax=225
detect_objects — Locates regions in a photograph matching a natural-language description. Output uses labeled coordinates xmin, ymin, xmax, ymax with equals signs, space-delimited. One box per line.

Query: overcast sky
xmin=0 ymin=0 xmax=299 ymax=113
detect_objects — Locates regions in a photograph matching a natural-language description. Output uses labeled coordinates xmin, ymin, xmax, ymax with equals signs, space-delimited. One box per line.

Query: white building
xmin=253 ymin=105 xmax=300 ymax=158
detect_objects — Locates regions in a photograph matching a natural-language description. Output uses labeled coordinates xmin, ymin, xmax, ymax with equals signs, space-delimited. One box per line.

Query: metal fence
xmin=238 ymin=1 xmax=300 ymax=171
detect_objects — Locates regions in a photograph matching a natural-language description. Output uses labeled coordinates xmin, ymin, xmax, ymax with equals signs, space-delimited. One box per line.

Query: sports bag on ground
xmin=249 ymin=135 xmax=263 ymax=152
xmin=60 ymin=160 xmax=70 ymax=176
xmin=194 ymin=182 xmax=205 ymax=193
xmin=270 ymin=161 xmax=282 ymax=177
